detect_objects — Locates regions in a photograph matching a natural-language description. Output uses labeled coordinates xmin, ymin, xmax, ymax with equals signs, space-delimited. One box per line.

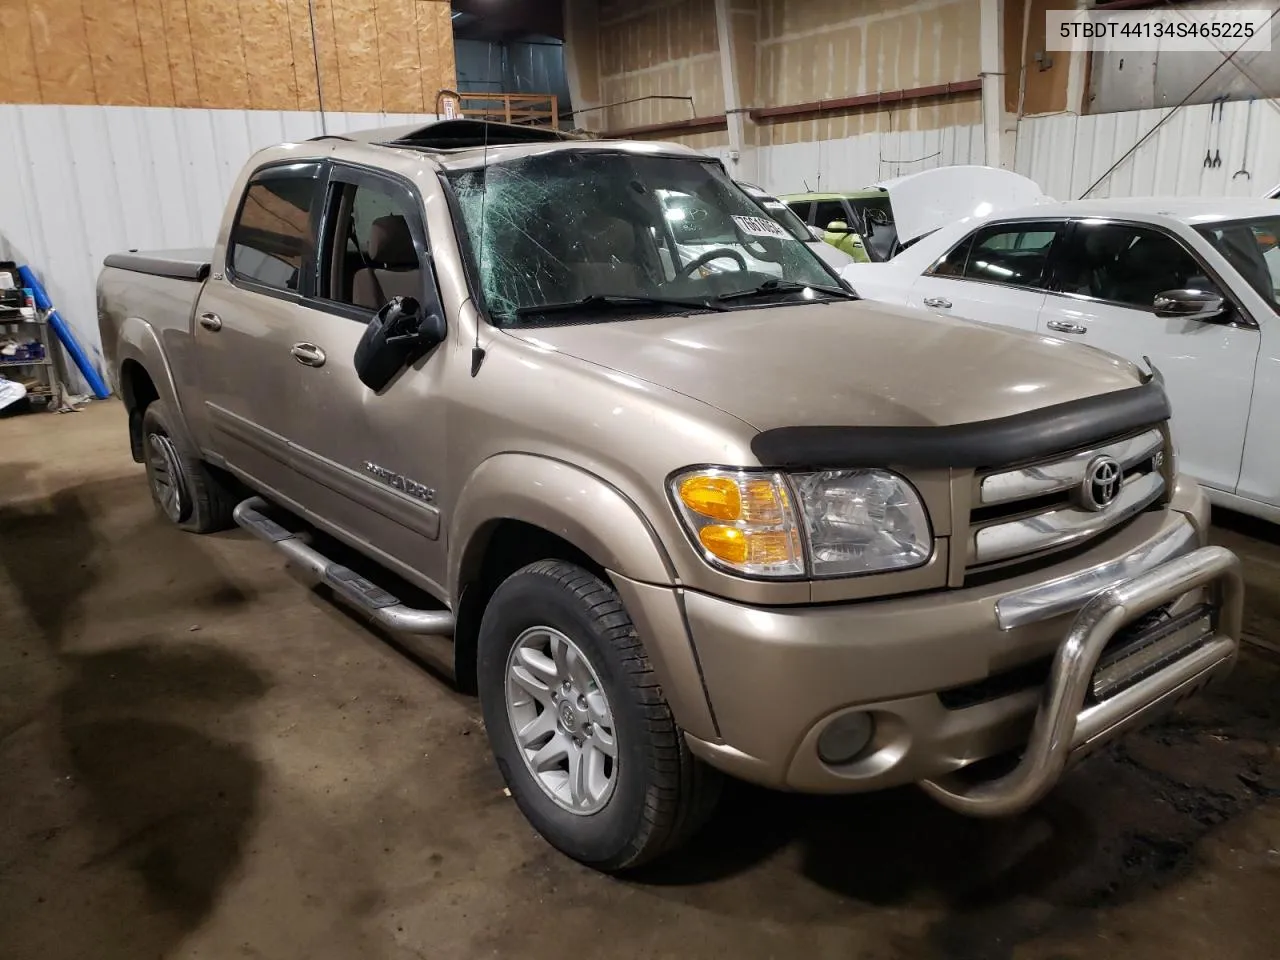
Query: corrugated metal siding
xmin=1089 ymin=13 xmax=1280 ymax=113
xmin=754 ymin=123 xmax=985 ymax=194
xmin=1016 ymin=98 xmax=1280 ymax=200
xmin=0 ymin=105 xmax=436 ymax=393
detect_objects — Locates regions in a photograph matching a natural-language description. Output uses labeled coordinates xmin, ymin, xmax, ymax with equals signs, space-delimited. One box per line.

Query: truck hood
xmin=505 ymin=300 xmax=1141 ymax=432
xmin=868 ymin=166 xmax=1053 ymax=244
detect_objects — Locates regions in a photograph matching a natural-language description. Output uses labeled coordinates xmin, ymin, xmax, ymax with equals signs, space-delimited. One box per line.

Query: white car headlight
xmin=670 ymin=467 xmax=932 ymax=579
xmin=792 ymin=470 xmax=932 ymax=577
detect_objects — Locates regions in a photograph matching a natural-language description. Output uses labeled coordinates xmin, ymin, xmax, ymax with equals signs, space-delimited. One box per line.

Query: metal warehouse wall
xmin=1089 ymin=4 xmax=1280 ymax=113
xmin=566 ymin=0 xmax=986 ymax=154
xmin=754 ymin=123 xmax=985 ymax=195
xmin=0 ymin=105 xmax=436 ymax=394
xmin=1017 ymin=98 xmax=1280 ymax=200
xmin=0 ymin=0 xmax=456 ymax=113
xmin=593 ymin=0 xmax=728 ymax=146
xmin=754 ymin=0 xmax=983 ymax=146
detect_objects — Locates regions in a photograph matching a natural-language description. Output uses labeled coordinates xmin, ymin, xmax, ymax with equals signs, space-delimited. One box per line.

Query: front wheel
xmin=477 ymin=560 xmax=720 ymax=870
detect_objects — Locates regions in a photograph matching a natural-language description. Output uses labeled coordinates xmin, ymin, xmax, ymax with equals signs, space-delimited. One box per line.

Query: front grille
xmin=965 ymin=427 xmax=1167 ymax=573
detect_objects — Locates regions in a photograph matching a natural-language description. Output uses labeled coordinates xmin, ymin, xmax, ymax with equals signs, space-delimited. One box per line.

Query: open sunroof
xmin=383 ymin=119 xmax=578 ymax=149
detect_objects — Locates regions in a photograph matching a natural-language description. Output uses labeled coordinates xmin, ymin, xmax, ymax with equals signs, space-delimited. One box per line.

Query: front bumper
xmin=648 ymin=483 xmax=1242 ymax=812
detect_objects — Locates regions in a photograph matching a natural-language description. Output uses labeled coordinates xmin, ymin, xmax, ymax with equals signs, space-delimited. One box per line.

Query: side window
xmin=228 ymin=166 xmax=320 ymax=292
xmin=786 ymin=200 xmax=813 ymax=225
xmin=960 ymin=223 xmax=1061 ymax=288
xmin=1061 ymin=222 xmax=1207 ymax=308
xmin=813 ymin=200 xmax=849 ymax=231
xmin=319 ymin=177 xmax=425 ymax=310
xmin=928 ymin=235 xmax=974 ymax=277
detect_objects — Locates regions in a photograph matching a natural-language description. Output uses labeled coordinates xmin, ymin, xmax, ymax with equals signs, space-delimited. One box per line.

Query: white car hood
xmin=868 ymin=166 xmax=1053 ymax=244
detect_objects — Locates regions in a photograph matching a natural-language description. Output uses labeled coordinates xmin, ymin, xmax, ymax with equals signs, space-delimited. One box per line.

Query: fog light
xmin=817 ymin=711 xmax=875 ymax=765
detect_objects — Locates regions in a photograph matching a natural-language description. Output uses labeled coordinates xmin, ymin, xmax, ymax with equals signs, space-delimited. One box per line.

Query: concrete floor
xmin=2 ymin=401 xmax=1279 ymax=960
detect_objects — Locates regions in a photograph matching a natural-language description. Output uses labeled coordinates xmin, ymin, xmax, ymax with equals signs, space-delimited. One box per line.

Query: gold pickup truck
xmin=98 ymin=120 xmax=1243 ymax=871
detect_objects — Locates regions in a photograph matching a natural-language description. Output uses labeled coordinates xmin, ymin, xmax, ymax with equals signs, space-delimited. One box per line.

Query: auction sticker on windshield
xmin=733 ymin=215 xmax=794 ymax=240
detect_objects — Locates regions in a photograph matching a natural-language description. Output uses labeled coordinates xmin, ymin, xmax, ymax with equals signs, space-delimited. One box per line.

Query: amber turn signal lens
xmin=678 ymin=475 xmax=741 ymax=521
xmin=698 ymin=526 xmax=798 ymax=567
xmin=698 ymin=525 xmax=747 ymax=563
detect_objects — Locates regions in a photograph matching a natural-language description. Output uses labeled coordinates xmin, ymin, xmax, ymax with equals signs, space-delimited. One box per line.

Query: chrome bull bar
xmin=921 ymin=545 xmax=1243 ymax=817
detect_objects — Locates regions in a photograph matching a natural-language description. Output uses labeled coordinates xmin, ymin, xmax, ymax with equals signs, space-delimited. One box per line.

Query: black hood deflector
xmin=751 ymin=380 xmax=1170 ymax=471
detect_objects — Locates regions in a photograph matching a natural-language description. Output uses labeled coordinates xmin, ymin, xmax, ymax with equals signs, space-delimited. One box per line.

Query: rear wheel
xmin=478 ymin=560 xmax=720 ymax=870
xmin=141 ymin=400 xmax=236 ymax=533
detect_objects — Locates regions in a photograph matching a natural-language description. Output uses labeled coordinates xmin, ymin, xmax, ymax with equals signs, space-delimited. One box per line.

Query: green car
xmin=778 ymin=190 xmax=898 ymax=262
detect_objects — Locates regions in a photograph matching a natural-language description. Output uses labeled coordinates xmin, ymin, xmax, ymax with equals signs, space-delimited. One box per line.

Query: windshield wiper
xmin=515 ymin=293 xmax=727 ymax=317
xmin=714 ymin=279 xmax=859 ymax=303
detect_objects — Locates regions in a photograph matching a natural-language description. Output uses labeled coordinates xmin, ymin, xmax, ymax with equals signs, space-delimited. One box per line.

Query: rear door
xmin=197 ymin=160 xmax=324 ymax=500
xmin=907 ymin=219 xmax=1065 ymax=332
xmin=1037 ymin=218 xmax=1260 ymax=495
xmin=278 ymin=162 xmax=451 ymax=591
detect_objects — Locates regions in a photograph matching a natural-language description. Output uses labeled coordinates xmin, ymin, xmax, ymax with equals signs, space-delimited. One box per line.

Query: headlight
xmin=671 ymin=469 xmax=805 ymax=577
xmin=669 ymin=467 xmax=932 ymax=579
xmin=792 ymin=470 xmax=932 ymax=576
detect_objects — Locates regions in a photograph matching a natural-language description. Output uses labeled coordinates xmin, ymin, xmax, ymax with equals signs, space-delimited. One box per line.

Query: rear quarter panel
xmin=96 ymin=266 xmax=205 ymax=440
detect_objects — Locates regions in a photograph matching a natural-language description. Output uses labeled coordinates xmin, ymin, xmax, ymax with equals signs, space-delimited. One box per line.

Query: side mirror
xmin=1152 ymin=288 xmax=1226 ymax=322
xmin=825 ymin=220 xmax=851 ymax=235
xmin=353 ymin=296 xmax=446 ymax=391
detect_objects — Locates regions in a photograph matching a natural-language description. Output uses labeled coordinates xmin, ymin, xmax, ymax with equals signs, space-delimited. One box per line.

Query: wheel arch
xmin=114 ymin=318 xmax=193 ymax=462
xmin=447 ymin=454 xmax=679 ymax=694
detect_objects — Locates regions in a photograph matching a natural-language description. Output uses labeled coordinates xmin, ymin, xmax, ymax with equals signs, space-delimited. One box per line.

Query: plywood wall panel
xmin=240 ymin=0 xmax=299 ymax=110
xmin=83 ymin=1 xmax=150 ymax=106
xmin=285 ymin=0 xmax=322 ymax=110
xmin=309 ymin=0 xmax=347 ymax=111
xmin=186 ymin=0 xmax=250 ymax=109
xmin=376 ymin=0 xmax=422 ymax=112
xmin=435 ymin=2 xmax=457 ymax=100
xmin=0 ymin=0 xmax=455 ymax=112
xmin=134 ymin=0 xmax=177 ymax=106
xmin=160 ymin=0 xmax=202 ymax=107
xmin=27 ymin=0 xmax=96 ymax=104
xmin=416 ymin=0 xmax=441 ymax=107
xmin=417 ymin=0 xmax=458 ymax=106
xmin=0 ymin=2 xmax=41 ymax=103
xmin=331 ymin=0 xmax=383 ymax=112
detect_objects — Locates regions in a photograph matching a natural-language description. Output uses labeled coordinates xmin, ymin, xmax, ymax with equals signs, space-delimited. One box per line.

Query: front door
xmin=197 ymin=160 xmax=325 ymax=502
xmin=907 ymin=220 xmax=1065 ymax=332
xmin=1038 ymin=219 xmax=1261 ymax=495
xmin=276 ymin=163 xmax=451 ymax=593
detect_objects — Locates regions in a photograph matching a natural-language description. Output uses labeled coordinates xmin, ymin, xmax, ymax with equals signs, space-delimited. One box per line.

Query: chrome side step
xmin=233 ymin=497 xmax=456 ymax=668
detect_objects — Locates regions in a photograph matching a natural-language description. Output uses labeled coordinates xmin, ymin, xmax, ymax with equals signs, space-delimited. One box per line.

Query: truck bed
xmin=102 ymin=248 xmax=213 ymax=282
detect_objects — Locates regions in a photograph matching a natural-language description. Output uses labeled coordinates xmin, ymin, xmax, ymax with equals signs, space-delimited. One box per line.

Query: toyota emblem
xmin=1081 ymin=455 xmax=1122 ymax=511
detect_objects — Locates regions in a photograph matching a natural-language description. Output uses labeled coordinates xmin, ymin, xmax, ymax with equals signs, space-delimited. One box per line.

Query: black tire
xmin=140 ymin=400 xmax=237 ymax=533
xmin=478 ymin=560 xmax=720 ymax=871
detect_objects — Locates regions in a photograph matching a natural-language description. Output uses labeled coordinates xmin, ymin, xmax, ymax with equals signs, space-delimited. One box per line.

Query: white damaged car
xmin=842 ymin=166 xmax=1280 ymax=523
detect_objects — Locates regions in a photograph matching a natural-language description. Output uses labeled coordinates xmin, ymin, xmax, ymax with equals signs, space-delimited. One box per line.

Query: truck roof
xmin=307 ymin=118 xmax=704 ymax=172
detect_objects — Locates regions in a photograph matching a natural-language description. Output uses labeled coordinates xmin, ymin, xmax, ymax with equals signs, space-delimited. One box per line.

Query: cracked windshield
xmin=447 ymin=151 xmax=842 ymax=325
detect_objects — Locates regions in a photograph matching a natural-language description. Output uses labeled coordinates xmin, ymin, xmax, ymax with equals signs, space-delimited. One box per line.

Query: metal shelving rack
xmin=0 ymin=304 xmax=63 ymax=407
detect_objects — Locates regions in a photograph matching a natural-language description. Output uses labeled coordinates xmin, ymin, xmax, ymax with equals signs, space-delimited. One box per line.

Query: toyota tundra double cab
xmin=97 ymin=120 xmax=1243 ymax=871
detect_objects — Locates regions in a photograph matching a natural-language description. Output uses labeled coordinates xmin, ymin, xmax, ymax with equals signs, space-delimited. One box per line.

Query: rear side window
xmin=954 ymin=223 xmax=1062 ymax=288
xmin=786 ymin=200 xmax=813 ymax=224
xmin=228 ymin=164 xmax=321 ymax=292
xmin=813 ymin=200 xmax=849 ymax=231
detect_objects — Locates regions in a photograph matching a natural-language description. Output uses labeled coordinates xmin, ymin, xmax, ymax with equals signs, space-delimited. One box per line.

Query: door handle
xmin=922 ymin=297 xmax=952 ymax=309
xmin=198 ymin=312 xmax=222 ymax=332
xmin=1046 ymin=320 xmax=1088 ymax=335
xmin=291 ymin=342 xmax=326 ymax=367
